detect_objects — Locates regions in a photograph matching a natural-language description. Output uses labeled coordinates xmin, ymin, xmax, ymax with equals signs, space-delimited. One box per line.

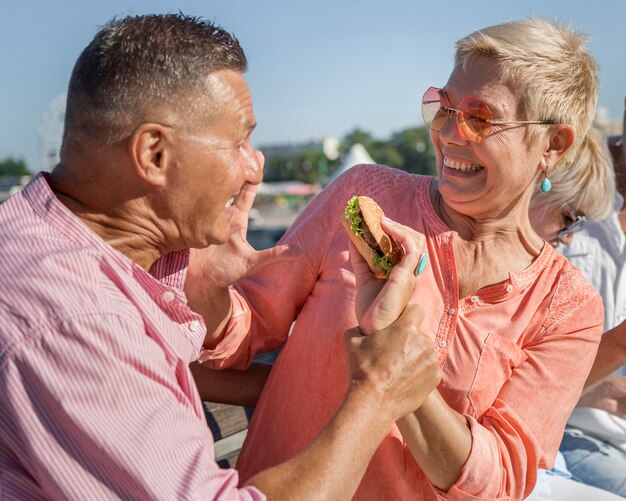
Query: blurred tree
xmin=339 ymin=126 xmax=436 ymax=176
xmin=265 ymin=150 xmax=338 ymax=184
xmin=390 ymin=127 xmax=437 ymax=176
xmin=0 ymin=158 xmax=29 ymax=177
xmin=340 ymin=129 xmax=376 ymax=155
xmin=263 ymin=125 xmax=437 ymax=183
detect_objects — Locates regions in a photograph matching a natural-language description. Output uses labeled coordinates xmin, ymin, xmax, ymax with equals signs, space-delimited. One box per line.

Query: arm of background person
xmin=584 ymin=318 xmax=626 ymax=391
xmin=577 ymin=375 xmax=626 ymax=419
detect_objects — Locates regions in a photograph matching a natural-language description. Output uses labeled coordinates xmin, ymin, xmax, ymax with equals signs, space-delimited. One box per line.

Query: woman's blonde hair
xmin=455 ymin=18 xmax=599 ymax=166
xmin=532 ymin=128 xmax=616 ymax=221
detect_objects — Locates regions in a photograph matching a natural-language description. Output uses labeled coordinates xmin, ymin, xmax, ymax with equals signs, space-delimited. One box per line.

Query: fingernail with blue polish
xmin=415 ymin=253 xmax=428 ymax=276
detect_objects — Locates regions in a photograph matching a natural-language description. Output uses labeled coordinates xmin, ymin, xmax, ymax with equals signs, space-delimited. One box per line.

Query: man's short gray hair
xmin=63 ymin=13 xmax=247 ymax=144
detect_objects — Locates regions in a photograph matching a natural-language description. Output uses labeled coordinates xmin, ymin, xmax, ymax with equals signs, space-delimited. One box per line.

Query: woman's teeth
xmin=445 ymin=158 xmax=483 ymax=172
xmin=226 ymin=197 xmax=235 ymax=207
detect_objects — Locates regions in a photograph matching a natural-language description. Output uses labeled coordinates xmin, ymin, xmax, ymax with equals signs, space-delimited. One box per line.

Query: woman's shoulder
xmin=542 ymin=248 xmax=604 ymax=328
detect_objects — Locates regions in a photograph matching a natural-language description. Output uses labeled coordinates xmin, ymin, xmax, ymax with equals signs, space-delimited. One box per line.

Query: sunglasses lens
xmin=457 ymin=97 xmax=493 ymax=142
xmin=421 ymin=87 xmax=449 ymax=131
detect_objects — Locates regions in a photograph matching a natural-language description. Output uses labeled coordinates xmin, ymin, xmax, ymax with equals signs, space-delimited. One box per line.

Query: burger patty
xmin=358 ymin=218 xmax=382 ymax=253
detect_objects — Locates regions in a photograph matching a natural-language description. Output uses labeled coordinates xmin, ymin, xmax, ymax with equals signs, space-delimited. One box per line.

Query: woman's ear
xmin=543 ymin=124 xmax=575 ymax=167
xmin=127 ymin=123 xmax=171 ymax=187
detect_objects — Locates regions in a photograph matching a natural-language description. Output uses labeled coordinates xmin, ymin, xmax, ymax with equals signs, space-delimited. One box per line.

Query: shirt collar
xmin=22 ymin=172 xmax=189 ymax=291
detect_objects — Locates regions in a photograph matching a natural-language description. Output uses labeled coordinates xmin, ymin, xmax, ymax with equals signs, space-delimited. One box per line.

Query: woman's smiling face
xmin=431 ymin=56 xmax=549 ymax=221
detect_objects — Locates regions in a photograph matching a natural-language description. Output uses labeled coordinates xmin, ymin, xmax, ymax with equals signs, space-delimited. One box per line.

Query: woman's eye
xmin=467 ymin=114 xmax=489 ymax=125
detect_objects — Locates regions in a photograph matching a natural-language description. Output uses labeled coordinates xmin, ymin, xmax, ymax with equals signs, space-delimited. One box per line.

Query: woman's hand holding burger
xmin=343 ymin=196 xmax=428 ymax=335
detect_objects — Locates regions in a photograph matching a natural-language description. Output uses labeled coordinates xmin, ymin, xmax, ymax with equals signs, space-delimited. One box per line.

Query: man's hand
xmin=578 ymin=375 xmax=626 ymax=419
xmin=344 ymin=305 xmax=440 ymax=422
xmin=186 ymin=152 xmax=293 ymax=292
xmin=352 ymin=217 xmax=427 ymax=335
xmin=184 ymin=150 xmax=297 ymax=346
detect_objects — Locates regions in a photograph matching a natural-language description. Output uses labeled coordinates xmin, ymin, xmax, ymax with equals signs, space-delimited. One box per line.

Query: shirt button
xmin=162 ymin=290 xmax=176 ymax=303
xmin=189 ymin=320 xmax=201 ymax=332
xmin=439 ymin=340 xmax=447 ymax=348
xmin=448 ymin=307 xmax=456 ymax=315
xmin=506 ymin=284 xmax=513 ymax=293
xmin=470 ymin=296 xmax=479 ymax=303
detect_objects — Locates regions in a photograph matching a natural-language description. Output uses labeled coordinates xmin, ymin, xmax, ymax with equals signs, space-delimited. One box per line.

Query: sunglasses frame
xmin=421 ymin=87 xmax=557 ymax=142
xmin=556 ymin=204 xmax=587 ymax=241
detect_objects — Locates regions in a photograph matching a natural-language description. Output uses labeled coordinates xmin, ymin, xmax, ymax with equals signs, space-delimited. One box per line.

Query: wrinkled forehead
xmin=445 ymin=56 xmax=523 ymax=116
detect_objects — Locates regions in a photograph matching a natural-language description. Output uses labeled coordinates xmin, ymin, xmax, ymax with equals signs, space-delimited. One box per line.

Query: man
xmin=0 ymin=14 xmax=439 ymax=500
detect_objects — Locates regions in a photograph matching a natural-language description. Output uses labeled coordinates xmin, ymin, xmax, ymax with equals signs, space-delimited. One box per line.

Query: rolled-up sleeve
xmin=198 ymin=287 xmax=254 ymax=369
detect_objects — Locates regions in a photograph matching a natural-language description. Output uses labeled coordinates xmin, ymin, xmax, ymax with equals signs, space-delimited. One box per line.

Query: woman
xmin=202 ymin=19 xmax=604 ymax=500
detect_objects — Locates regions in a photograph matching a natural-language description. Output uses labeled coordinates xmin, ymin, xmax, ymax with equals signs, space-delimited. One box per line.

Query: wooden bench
xmin=203 ymin=402 xmax=253 ymax=468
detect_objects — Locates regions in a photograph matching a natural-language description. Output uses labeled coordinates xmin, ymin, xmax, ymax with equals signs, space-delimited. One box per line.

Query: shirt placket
xmin=434 ymin=235 xmax=458 ymax=366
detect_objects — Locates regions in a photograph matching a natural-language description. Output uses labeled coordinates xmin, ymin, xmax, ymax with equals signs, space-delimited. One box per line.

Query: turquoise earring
xmin=541 ymin=170 xmax=552 ymax=193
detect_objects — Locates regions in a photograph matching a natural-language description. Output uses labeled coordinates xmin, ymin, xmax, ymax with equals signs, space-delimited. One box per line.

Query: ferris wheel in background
xmin=39 ymin=93 xmax=66 ymax=172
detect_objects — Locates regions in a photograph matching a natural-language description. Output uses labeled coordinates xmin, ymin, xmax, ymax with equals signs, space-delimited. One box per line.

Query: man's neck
xmin=48 ymin=169 xmax=169 ymax=271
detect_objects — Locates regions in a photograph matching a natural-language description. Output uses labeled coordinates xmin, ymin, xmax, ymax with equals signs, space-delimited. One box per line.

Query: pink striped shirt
xmin=0 ymin=174 xmax=264 ymax=500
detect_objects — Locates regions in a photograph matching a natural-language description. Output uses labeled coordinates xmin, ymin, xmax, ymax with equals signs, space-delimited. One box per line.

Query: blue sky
xmin=1 ymin=0 xmax=625 ymax=171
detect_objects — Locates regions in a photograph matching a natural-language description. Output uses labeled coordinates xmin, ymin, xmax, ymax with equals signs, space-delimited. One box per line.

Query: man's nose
xmin=245 ymin=149 xmax=264 ymax=185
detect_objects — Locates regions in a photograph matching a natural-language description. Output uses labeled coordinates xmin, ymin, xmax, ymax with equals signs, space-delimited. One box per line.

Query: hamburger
xmin=342 ymin=195 xmax=404 ymax=278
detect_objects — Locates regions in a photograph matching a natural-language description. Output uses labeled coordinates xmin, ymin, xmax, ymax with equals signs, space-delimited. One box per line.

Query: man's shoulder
xmin=0 ymin=214 xmax=130 ymax=332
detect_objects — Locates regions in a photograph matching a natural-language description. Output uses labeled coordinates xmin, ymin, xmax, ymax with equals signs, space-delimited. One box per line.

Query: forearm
xmin=190 ymin=361 xmax=271 ymax=407
xmin=246 ymin=385 xmax=392 ymax=500
xmin=584 ymin=320 xmax=626 ymax=392
xmin=186 ymin=285 xmax=233 ymax=349
xmin=397 ymin=390 xmax=471 ymax=491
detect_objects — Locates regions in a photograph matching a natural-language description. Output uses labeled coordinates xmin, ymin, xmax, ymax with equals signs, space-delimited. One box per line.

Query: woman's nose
xmin=438 ymin=111 xmax=467 ymax=145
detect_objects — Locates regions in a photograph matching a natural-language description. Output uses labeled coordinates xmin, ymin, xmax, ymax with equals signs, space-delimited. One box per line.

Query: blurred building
xmin=594 ymin=106 xmax=622 ymax=135
xmin=0 ymin=176 xmax=32 ymax=203
xmin=259 ymin=137 xmax=340 ymax=163
xmin=323 ymin=143 xmax=375 ymax=186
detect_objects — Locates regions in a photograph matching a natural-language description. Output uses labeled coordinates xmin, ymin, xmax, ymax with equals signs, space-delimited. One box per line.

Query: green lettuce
xmin=344 ymin=195 xmax=364 ymax=236
xmin=345 ymin=196 xmax=393 ymax=278
xmin=372 ymin=253 xmax=394 ymax=277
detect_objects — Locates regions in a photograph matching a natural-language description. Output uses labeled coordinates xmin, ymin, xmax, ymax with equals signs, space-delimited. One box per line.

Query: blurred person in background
xmin=529 ymin=126 xmax=626 ymax=498
xmin=559 ymin=106 xmax=626 ymax=497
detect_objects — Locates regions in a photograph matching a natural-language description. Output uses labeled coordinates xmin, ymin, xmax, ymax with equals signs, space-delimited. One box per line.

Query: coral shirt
xmin=210 ymin=165 xmax=603 ymax=500
xmin=0 ymin=174 xmax=263 ymax=500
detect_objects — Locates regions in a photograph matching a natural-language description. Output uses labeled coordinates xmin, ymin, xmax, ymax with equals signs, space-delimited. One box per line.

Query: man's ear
xmin=542 ymin=124 xmax=575 ymax=168
xmin=127 ymin=123 xmax=172 ymax=187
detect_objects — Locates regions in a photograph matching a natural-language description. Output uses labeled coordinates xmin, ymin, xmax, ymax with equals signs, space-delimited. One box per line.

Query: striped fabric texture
xmin=0 ymin=174 xmax=264 ymax=500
